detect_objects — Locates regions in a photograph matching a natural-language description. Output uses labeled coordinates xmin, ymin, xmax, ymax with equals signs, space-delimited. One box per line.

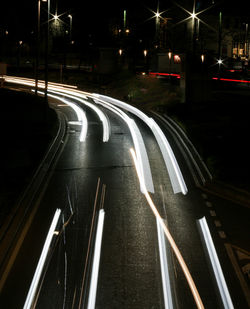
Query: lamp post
xmin=68 ymin=14 xmax=72 ymax=42
xmin=44 ymin=0 xmax=50 ymax=101
xmin=35 ymin=0 xmax=41 ymax=95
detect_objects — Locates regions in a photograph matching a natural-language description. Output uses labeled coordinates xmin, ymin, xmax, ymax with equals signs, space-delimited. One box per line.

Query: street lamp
xmin=68 ymin=14 xmax=72 ymax=41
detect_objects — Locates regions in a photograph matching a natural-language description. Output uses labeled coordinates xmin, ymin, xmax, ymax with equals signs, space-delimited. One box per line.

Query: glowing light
xmin=156 ymin=217 xmax=174 ymax=309
xmin=24 ymin=209 xmax=61 ymax=309
xmin=130 ymin=148 xmax=204 ymax=309
xmin=87 ymin=209 xmax=105 ymax=309
xmin=40 ymin=91 xmax=88 ymax=142
xmin=119 ymin=49 xmax=123 ymax=56
xmin=48 ymin=89 xmax=110 ymax=142
xmin=92 ymin=94 xmax=186 ymax=194
xmin=144 ymin=49 xmax=148 ymax=57
xmin=93 ymin=96 xmax=154 ymax=193
xmin=168 ymin=51 xmax=172 ymax=59
xmin=174 ymin=55 xmax=181 ymax=63
xmin=155 ymin=12 xmax=160 ymax=18
xmin=201 ymin=54 xmax=205 ymax=63
xmin=198 ymin=217 xmax=234 ymax=308
xmin=149 ymin=72 xmax=180 ymax=78
xmin=218 ymin=59 xmax=223 ymax=65
xmin=54 ymin=14 xmax=59 ymax=20
xmin=191 ymin=12 xmax=197 ymax=19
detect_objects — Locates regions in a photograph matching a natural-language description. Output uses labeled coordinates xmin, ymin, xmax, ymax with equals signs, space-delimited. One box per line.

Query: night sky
xmin=1 ymin=0 xmax=250 ymax=43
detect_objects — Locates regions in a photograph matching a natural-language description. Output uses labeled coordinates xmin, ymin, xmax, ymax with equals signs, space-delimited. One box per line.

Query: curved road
xmin=0 ymin=76 xmax=248 ymax=309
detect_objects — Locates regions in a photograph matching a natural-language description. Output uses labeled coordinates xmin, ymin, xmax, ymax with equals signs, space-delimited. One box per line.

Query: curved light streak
xmin=93 ymin=94 xmax=187 ymax=195
xmin=93 ymin=97 xmax=154 ymax=194
xmin=198 ymin=217 xmax=234 ymax=309
xmin=130 ymin=148 xmax=204 ymax=309
xmin=4 ymin=75 xmax=77 ymax=89
xmin=36 ymin=90 xmax=88 ymax=142
xmin=24 ymin=209 xmax=61 ymax=309
xmin=47 ymin=89 xmax=110 ymax=142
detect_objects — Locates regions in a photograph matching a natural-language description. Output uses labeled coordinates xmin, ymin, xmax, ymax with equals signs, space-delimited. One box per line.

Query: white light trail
xmin=130 ymin=148 xmax=204 ymax=309
xmin=93 ymin=94 xmax=187 ymax=195
xmin=47 ymin=89 xmax=110 ymax=142
xmin=4 ymin=75 xmax=77 ymax=89
xmin=37 ymin=91 xmax=88 ymax=142
xmin=87 ymin=209 xmax=105 ymax=309
xmin=198 ymin=217 xmax=234 ymax=309
xmin=93 ymin=97 xmax=154 ymax=194
xmin=156 ymin=217 xmax=174 ymax=309
xmin=24 ymin=208 xmax=61 ymax=309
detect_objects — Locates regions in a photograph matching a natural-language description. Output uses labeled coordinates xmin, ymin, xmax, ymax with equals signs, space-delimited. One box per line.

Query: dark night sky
xmin=1 ymin=0 xmax=250 ymax=42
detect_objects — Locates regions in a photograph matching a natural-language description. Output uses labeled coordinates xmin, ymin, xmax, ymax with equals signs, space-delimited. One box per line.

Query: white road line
xmin=206 ymin=201 xmax=213 ymax=208
xmin=201 ymin=193 xmax=208 ymax=199
xmin=214 ymin=220 xmax=222 ymax=227
xmin=198 ymin=217 xmax=234 ymax=309
xmin=24 ymin=209 xmax=61 ymax=309
xmin=210 ymin=210 xmax=217 ymax=217
xmin=218 ymin=231 xmax=227 ymax=239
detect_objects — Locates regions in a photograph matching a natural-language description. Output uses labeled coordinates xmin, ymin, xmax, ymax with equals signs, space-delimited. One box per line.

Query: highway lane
xmin=34 ymin=105 xmax=165 ymax=308
xmin=1 ymin=77 xmax=247 ymax=308
xmin=151 ymin=113 xmax=249 ymax=308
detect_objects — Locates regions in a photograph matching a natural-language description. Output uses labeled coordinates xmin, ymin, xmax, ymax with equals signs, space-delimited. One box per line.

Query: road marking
xmin=214 ymin=220 xmax=222 ymax=227
xmin=218 ymin=231 xmax=227 ymax=239
xmin=225 ymin=243 xmax=250 ymax=307
xmin=206 ymin=201 xmax=213 ymax=208
xmin=201 ymin=193 xmax=208 ymax=200
xmin=210 ymin=210 xmax=217 ymax=217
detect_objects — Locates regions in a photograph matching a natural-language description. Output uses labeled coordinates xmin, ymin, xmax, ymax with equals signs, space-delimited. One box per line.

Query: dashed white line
xmin=218 ymin=231 xmax=227 ymax=239
xmin=210 ymin=210 xmax=217 ymax=217
xmin=206 ymin=201 xmax=213 ymax=208
xmin=214 ymin=220 xmax=222 ymax=227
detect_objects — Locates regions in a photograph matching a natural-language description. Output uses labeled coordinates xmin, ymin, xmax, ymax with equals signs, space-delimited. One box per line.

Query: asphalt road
xmin=0 ymin=80 xmax=249 ymax=308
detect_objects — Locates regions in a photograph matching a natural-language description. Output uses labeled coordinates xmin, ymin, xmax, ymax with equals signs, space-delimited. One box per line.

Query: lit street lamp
xmin=68 ymin=14 xmax=72 ymax=41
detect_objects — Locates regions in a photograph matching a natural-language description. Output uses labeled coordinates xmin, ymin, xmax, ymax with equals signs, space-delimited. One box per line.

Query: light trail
xmin=93 ymin=94 xmax=187 ymax=195
xmin=198 ymin=217 xmax=234 ymax=309
xmin=156 ymin=217 xmax=174 ymax=309
xmin=4 ymin=75 xmax=77 ymax=89
xmin=23 ymin=209 xmax=61 ymax=309
xmin=130 ymin=148 xmax=204 ymax=309
xmin=47 ymin=89 xmax=110 ymax=142
xmin=36 ymin=91 xmax=88 ymax=142
xmin=87 ymin=209 xmax=105 ymax=309
xmin=93 ymin=96 xmax=154 ymax=194
xmin=4 ymin=75 xmax=154 ymax=193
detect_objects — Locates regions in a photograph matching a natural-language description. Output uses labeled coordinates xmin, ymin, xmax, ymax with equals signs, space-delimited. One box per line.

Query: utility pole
xmin=44 ymin=0 xmax=50 ymax=101
xmin=35 ymin=0 xmax=41 ymax=95
xmin=218 ymin=11 xmax=222 ymax=60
